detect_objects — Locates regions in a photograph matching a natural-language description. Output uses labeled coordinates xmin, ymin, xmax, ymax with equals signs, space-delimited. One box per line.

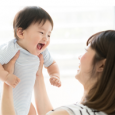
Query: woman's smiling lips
xmin=77 ymin=64 xmax=80 ymax=71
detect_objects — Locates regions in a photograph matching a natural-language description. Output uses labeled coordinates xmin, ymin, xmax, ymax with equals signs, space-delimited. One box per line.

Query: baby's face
xmin=19 ymin=20 xmax=52 ymax=55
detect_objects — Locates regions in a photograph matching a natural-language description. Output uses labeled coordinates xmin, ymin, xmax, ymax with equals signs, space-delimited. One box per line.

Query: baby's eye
xmin=48 ymin=35 xmax=50 ymax=37
xmin=40 ymin=32 xmax=43 ymax=34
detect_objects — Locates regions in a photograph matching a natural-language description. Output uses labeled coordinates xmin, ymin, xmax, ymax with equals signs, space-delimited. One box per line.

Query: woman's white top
xmin=47 ymin=103 xmax=107 ymax=115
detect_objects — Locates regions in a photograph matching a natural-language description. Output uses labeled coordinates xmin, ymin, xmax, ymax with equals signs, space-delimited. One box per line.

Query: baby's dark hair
xmin=13 ymin=6 xmax=53 ymax=40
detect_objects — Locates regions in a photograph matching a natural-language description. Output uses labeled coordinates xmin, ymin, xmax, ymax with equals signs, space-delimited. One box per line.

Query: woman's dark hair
xmin=82 ymin=30 xmax=115 ymax=114
xmin=13 ymin=6 xmax=53 ymax=40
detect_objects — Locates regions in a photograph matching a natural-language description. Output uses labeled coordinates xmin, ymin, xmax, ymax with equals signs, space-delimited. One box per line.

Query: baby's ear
xmin=16 ymin=28 xmax=24 ymax=39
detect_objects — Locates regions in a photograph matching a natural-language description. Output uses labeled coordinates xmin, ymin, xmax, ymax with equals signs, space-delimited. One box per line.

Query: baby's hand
xmin=5 ymin=73 xmax=20 ymax=88
xmin=3 ymin=50 xmax=20 ymax=88
xmin=49 ymin=76 xmax=61 ymax=87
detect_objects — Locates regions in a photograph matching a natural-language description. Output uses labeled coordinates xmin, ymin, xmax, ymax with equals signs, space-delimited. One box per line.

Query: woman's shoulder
xmin=46 ymin=103 xmax=107 ymax=115
xmin=61 ymin=103 xmax=107 ymax=115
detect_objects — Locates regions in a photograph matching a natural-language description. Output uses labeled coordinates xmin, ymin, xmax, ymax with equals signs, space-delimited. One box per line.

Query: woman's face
xmin=75 ymin=45 xmax=96 ymax=88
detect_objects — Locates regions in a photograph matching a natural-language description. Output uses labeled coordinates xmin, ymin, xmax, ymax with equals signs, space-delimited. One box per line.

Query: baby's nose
xmin=43 ymin=36 xmax=48 ymax=41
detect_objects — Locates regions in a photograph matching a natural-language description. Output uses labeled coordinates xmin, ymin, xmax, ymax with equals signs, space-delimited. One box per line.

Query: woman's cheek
xmin=80 ymin=54 xmax=86 ymax=63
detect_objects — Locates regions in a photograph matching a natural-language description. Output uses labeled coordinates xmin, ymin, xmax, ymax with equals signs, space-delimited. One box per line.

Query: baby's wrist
xmin=4 ymin=72 xmax=10 ymax=82
xmin=50 ymin=75 xmax=60 ymax=79
xmin=1 ymin=71 xmax=9 ymax=82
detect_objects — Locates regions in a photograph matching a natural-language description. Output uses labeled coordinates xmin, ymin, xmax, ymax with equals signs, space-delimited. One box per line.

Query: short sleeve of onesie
xmin=41 ymin=48 xmax=53 ymax=67
xmin=0 ymin=40 xmax=53 ymax=67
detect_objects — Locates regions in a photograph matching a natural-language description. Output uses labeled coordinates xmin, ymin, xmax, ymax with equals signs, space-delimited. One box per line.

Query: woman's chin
xmin=75 ymin=73 xmax=79 ymax=79
xmin=75 ymin=69 xmax=82 ymax=79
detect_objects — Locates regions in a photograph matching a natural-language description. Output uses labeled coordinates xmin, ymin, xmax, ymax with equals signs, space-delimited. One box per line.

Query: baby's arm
xmin=46 ymin=60 xmax=61 ymax=87
xmin=0 ymin=63 xmax=20 ymax=88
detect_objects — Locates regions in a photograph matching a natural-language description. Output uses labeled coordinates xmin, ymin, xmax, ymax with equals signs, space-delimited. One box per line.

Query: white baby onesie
xmin=0 ymin=39 xmax=53 ymax=115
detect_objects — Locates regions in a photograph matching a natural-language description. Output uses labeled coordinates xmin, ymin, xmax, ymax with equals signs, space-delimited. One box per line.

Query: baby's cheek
xmin=34 ymin=39 xmax=39 ymax=44
xmin=46 ymin=41 xmax=50 ymax=46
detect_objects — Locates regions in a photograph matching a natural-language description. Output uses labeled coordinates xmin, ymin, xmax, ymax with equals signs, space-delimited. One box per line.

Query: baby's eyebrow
xmin=39 ymin=27 xmax=51 ymax=33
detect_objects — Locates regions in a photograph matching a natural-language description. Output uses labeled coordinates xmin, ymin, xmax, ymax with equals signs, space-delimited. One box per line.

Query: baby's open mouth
xmin=37 ymin=43 xmax=45 ymax=50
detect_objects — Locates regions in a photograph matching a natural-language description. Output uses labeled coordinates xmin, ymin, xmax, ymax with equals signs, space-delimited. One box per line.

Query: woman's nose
xmin=78 ymin=55 xmax=82 ymax=60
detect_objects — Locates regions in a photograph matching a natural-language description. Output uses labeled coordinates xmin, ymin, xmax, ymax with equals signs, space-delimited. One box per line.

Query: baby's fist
xmin=5 ymin=73 xmax=20 ymax=88
xmin=49 ymin=76 xmax=61 ymax=87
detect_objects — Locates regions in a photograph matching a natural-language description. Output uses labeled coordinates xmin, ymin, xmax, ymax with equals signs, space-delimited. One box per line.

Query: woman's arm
xmin=34 ymin=55 xmax=69 ymax=115
xmin=1 ymin=83 xmax=16 ymax=115
xmin=0 ymin=51 xmax=20 ymax=115
xmin=34 ymin=54 xmax=53 ymax=115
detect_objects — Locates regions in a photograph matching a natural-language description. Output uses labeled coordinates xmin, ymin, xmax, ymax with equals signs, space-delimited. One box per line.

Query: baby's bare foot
xmin=5 ymin=73 xmax=20 ymax=88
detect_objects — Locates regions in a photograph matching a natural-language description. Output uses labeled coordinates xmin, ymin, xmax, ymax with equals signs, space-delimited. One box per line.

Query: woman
xmin=1 ymin=30 xmax=115 ymax=115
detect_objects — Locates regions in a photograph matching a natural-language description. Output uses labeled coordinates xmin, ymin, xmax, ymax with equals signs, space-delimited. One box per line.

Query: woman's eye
xmin=84 ymin=48 xmax=88 ymax=52
xmin=85 ymin=48 xmax=87 ymax=51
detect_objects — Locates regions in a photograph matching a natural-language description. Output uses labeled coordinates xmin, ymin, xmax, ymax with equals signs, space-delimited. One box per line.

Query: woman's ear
xmin=97 ymin=59 xmax=106 ymax=72
xmin=16 ymin=28 xmax=24 ymax=39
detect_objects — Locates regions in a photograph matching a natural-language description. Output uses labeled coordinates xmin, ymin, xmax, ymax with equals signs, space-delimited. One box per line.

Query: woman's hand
xmin=3 ymin=51 xmax=20 ymax=74
xmin=34 ymin=54 xmax=53 ymax=114
xmin=36 ymin=54 xmax=44 ymax=77
xmin=3 ymin=51 xmax=20 ymax=88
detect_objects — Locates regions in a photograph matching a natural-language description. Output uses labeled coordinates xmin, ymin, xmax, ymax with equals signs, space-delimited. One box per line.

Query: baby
xmin=0 ymin=6 xmax=61 ymax=115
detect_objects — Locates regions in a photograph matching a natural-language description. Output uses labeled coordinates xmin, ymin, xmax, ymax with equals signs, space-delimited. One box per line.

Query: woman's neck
xmin=80 ymin=76 xmax=98 ymax=103
xmin=80 ymin=84 xmax=91 ymax=103
xmin=80 ymin=90 xmax=88 ymax=103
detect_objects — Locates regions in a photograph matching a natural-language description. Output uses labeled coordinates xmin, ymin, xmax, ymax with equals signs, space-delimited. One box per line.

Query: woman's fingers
xmin=10 ymin=50 xmax=20 ymax=64
xmin=38 ymin=54 xmax=44 ymax=69
xmin=38 ymin=54 xmax=44 ymax=64
xmin=3 ymin=50 xmax=20 ymax=74
xmin=36 ymin=54 xmax=44 ymax=77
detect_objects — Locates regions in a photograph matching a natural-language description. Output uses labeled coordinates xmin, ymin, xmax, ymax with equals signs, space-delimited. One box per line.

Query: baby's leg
xmin=0 ymin=83 xmax=16 ymax=115
xmin=28 ymin=103 xmax=37 ymax=115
